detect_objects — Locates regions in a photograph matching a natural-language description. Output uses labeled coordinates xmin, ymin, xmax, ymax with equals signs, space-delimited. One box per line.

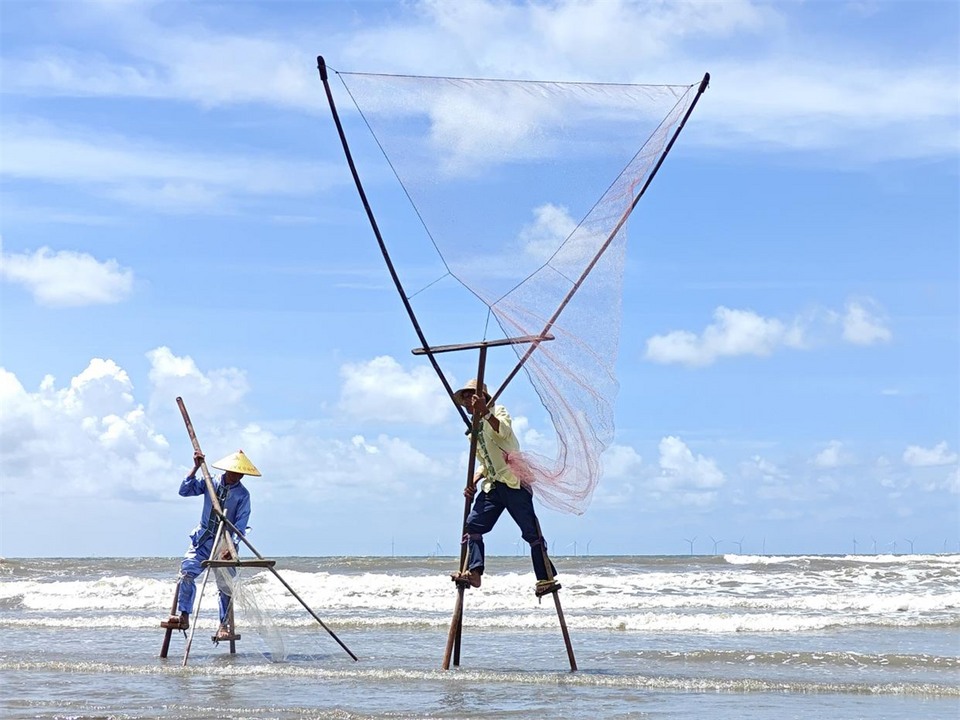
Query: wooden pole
xmin=216 ymin=514 xmax=358 ymax=662
xmin=159 ymin=579 xmax=181 ymax=658
xmin=535 ymin=518 xmax=576 ymax=671
xmin=175 ymin=397 xmax=238 ymax=560
xmin=442 ymin=346 xmax=487 ymax=669
xmin=317 ymin=55 xmax=469 ymax=430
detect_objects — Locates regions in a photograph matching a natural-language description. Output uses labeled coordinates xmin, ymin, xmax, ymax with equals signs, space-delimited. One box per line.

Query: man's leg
xmin=464 ymin=488 xmax=506 ymax=576
xmin=214 ymin=564 xmax=236 ymax=626
xmin=176 ymin=540 xmax=212 ymax=621
xmin=503 ymin=486 xmax=557 ymax=582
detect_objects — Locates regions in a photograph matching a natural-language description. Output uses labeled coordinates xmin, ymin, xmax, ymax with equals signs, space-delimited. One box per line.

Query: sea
xmin=1 ymin=554 xmax=958 ymax=719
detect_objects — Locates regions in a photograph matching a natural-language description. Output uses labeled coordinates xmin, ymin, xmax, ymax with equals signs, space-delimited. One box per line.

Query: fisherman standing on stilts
xmin=452 ymin=379 xmax=558 ymax=595
xmin=167 ymin=449 xmax=260 ymax=639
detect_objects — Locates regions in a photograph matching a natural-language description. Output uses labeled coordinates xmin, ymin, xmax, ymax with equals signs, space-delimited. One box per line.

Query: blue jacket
xmin=180 ymin=473 xmax=251 ymax=547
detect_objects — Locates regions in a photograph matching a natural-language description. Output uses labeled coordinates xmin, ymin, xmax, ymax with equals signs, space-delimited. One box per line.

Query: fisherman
xmin=452 ymin=379 xmax=557 ymax=595
xmin=167 ymin=449 xmax=259 ymax=639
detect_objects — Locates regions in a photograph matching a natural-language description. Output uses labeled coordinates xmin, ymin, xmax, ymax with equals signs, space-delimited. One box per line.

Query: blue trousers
xmin=177 ymin=536 xmax=232 ymax=622
xmin=465 ymin=482 xmax=556 ymax=581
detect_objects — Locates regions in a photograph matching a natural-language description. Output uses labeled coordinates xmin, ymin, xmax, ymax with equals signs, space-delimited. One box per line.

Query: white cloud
xmin=0 ymin=360 xmax=171 ymax=499
xmin=602 ymin=443 xmax=643 ymax=479
xmin=740 ymin=454 xmax=788 ymax=483
xmin=0 ymin=353 xmax=453 ymax=502
xmin=645 ymin=297 xmax=891 ymax=367
xmin=4 ymin=1 xmax=955 ymax=162
xmin=813 ymin=440 xmax=853 ymax=469
xmin=842 ymin=300 xmax=891 ymax=345
xmin=653 ymin=436 xmax=725 ymax=503
xmin=0 ymin=243 xmax=133 ymax=306
xmin=644 ymin=306 xmax=805 ymax=367
xmin=519 ymin=203 xmax=578 ymax=261
xmin=903 ymin=441 xmax=958 ymax=468
xmin=0 ymin=119 xmax=336 ymax=211
xmin=225 ymin=425 xmax=451 ymax=499
xmin=338 ymin=356 xmax=452 ymax=425
xmin=944 ymin=467 xmax=960 ymax=495
xmin=146 ymin=347 xmax=249 ymax=420
xmin=512 ymin=415 xmax=550 ymax=450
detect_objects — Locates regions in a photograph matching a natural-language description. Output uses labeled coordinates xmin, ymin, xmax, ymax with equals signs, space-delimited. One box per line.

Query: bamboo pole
xmin=443 ymin=345 xmax=487 ymax=669
xmin=534 ymin=518 xmax=576 ymax=671
xmin=317 ymin=56 xmax=469 ymax=430
xmin=215 ymin=514 xmax=358 ymax=662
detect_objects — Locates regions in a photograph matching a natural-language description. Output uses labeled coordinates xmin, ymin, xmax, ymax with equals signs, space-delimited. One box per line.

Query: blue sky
xmin=1 ymin=0 xmax=957 ymax=558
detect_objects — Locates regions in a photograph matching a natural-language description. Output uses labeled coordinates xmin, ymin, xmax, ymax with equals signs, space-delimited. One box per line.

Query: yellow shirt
xmin=474 ymin=404 xmax=521 ymax=493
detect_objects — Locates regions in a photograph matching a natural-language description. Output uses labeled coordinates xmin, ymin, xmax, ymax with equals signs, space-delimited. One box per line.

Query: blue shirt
xmin=179 ymin=473 xmax=251 ymax=548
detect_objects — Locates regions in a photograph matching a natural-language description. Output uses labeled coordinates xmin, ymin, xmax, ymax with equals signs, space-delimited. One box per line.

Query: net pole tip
xmin=699 ymin=72 xmax=710 ymax=93
xmin=317 ymin=56 xmax=328 ymax=81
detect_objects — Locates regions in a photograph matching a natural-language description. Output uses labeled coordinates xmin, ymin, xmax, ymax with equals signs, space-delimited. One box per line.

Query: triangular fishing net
xmin=211 ymin=535 xmax=289 ymax=662
xmin=335 ymin=70 xmax=704 ymax=515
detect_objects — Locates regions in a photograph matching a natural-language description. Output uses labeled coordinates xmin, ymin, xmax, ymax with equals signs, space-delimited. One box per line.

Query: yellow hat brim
xmin=211 ymin=451 xmax=261 ymax=477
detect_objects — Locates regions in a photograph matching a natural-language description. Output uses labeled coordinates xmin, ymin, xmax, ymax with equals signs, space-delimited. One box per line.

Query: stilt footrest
xmin=201 ymin=559 xmax=276 ymax=568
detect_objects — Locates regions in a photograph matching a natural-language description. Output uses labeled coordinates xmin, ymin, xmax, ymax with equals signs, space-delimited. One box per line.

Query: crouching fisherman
xmin=167 ymin=449 xmax=260 ymax=639
xmin=452 ymin=379 xmax=558 ymax=596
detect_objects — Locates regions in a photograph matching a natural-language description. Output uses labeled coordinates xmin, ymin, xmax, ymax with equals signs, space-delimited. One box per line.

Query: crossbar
xmin=201 ymin=559 xmax=277 ymax=568
xmin=412 ymin=334 xmax=554 ymax=356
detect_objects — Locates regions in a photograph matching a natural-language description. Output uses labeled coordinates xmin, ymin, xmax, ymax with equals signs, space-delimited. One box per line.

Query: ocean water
xmin=1 ymin=554 xmax=958 ymax=719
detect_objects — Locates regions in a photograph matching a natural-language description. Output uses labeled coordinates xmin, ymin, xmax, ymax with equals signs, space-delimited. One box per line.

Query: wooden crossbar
xmin=412 ymin=334 xmax=554 ymax=356
xmin=201 ymin=559 xmax=277 ymax=568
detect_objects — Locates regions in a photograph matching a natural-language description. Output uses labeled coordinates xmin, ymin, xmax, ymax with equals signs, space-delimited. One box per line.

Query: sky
xmin=1 ymin=0 xmax=957 ymax=558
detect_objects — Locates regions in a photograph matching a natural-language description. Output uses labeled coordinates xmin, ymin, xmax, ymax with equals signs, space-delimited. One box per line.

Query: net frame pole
xmin=443 ymin=345 xmax=487 ymax=669
xmin=491 ymin=72 xmax=710 ymax=403
xmin=317 ymin=55 xmax=469 ymax=429
xmin=215 ymin=512 xmax=359 ymax=662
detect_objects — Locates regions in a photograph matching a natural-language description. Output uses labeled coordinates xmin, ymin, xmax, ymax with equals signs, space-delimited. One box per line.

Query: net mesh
xmin=212 ymin=535 xmax=288 ymax=662
xmin=338 ymin=72 xmax=700 ymax=515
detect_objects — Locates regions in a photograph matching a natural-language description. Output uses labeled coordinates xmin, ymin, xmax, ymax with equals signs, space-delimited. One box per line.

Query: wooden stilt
xmin=159 ymin=579 xmax=181 ymax=658
xmin=442 ymin=346 xmax=487 ymax=670
xmin=534 ymin=518 xmax=577 ymax=671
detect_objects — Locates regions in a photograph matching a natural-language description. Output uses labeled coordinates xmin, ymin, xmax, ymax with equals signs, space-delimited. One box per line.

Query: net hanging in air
xmin=336 ymin=71 xmax=702 ymax=515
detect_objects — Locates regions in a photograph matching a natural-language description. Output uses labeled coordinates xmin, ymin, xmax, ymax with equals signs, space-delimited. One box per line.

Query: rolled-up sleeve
xmin=490 ymin=405 xmax=520 ymax=451
xmin=179 ymin=475 xmax=205 ymax=497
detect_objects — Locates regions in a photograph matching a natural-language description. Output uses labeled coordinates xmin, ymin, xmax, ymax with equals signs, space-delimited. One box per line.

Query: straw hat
xmin=211 ymin=449 xmax=261 ymax=477
xmin=453 ymin=378 xmax=491 ymax=407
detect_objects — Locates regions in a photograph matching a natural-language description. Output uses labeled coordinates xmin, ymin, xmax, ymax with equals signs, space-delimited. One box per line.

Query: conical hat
xmin=211 ymin=449 xmax=261 ymax=477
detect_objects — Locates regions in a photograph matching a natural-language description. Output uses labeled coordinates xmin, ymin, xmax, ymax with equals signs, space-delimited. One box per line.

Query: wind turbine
xmin=567 ymin=540 xmax=578 ymax=557
xmin=733 ymin=536 xmax=745 ymax=554
xmin=391 ymin=537 xmax=395 ymax=557
xmin=710 ymin=536 xmax=723 ymax=556
xmin=683 ymin=536 xmax=697 ymax=556
xmin=944 ymin=538 xmax=949 ymax=554
xmin=435 ymin=539 xmax=443 ymax=557
xmin=904 ymin=536 xmax=916 ymax=554
xmin=514 ymin=538 xmax=524 ymax=556
xmin=888 ymin=539 xmax=897 ymax=555
xmin=762 ymin=536 xmax=767 ymax=555
xmin=586 ymin=540 xmax=592 ymax=556
xmin=871 ymin=536 xmax=878 ymax=554
xmin=852 ymin=537 xmax=858 ymax=555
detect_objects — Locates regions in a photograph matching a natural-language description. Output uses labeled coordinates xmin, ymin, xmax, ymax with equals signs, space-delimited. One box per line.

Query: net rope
xmin=337 ymin=71 xmax=700 ymax=514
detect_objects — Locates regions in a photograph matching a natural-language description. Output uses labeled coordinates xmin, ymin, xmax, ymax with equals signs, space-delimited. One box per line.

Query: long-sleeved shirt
xmin=179 ymin=473 xmax=251 ymax=548
xmin=473 ymin=404 xmax=521 ymax=493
